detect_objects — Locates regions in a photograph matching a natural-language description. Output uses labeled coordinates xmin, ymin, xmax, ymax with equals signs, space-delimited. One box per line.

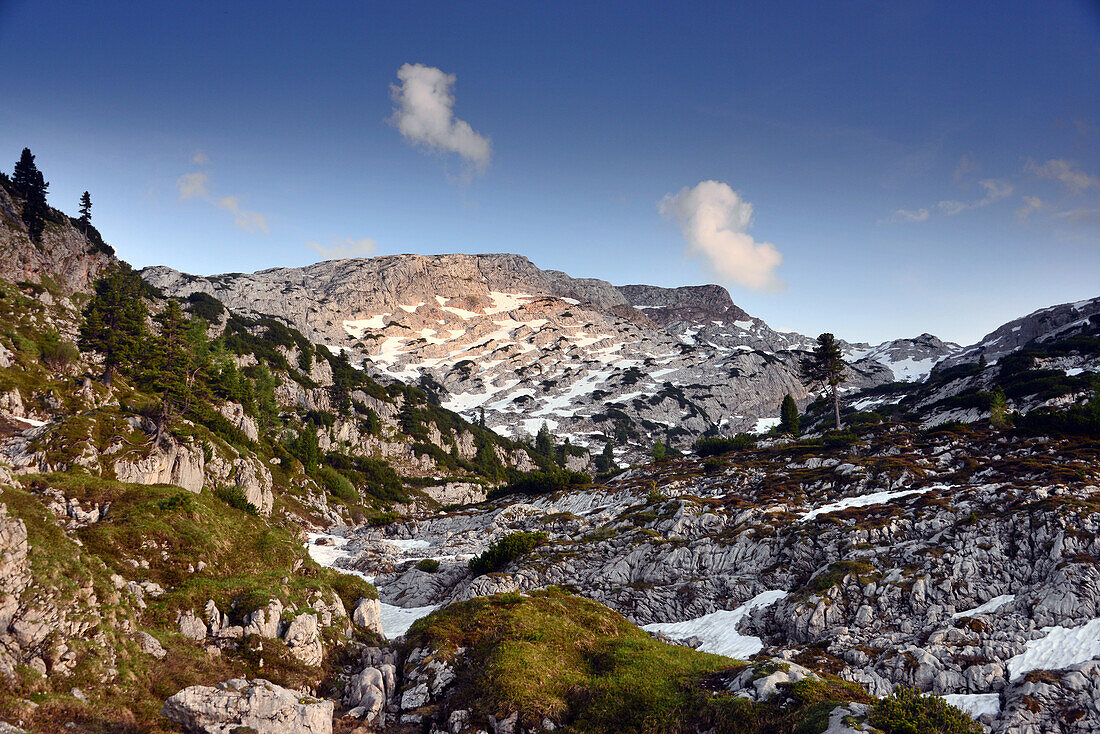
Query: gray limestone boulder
xmin=161 ymin=678 xmax=333 ymax=733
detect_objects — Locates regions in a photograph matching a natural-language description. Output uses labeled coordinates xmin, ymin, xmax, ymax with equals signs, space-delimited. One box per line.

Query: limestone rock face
xmin=0 ymin=185 xmax=114 ymax=295
xmin=351 ymin=597 xmax=383 ymax=635
xmin=243 ymin=599 xmax=284 ymax=639
xmin=0 ymin=504 xmax=30 ymax=634
xmin=282 ymin=613 xmax=323 ymax=666
xmin=113 ymin=439 xmax=204 ymax=493
xmin=161 ymin=678 xmax=333 ymax=734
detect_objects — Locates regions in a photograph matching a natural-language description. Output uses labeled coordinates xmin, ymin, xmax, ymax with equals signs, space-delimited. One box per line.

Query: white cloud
xmin=884 ymin=208 xmax=930 ymax=224
xmin=217 ymin=196 xmax=268 ymax=233
xmin=659 ymin=181 xmax=783 ymax=292
xmin=1015 ymin=196 xmax=1046 ymax=221
xmin=176 ymin=172 xmax=209 ymax=200
xmin=1054 ymin=208 xmax=1100 ymax=225
xmin=177 ymin=168 xmax=267 ymax=233
xmin=391 ymin=63 xmax=491 ymax=169
xmin=1027 ymin=158 xmax=1100 ymax=193
xmin=191 ymin=151 xmax=210 ymax=165
xmin=938 ymin=178 xmax=1014 ymax=215
xmin=306 ymin=238 xmax=377 ymax=260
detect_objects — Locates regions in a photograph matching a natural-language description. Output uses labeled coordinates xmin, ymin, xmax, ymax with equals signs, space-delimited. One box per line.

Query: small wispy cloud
xmin=1054 ymin=208 xmax=1100 ymax=225
xmin=1015 ymin=196 xmax=1046 ymax=221
xmin=937 ymin=178 xmax=1014 ymax=215
xmin=659 ymin=180 xmax=784 ymax=292
xmin=217 ymin=196 xmax=268 ymax=233
xmin=191 ymin=151 xmax=210 ymax=165
xmin=881 ymin=208 xmax=930 ymax=224
xmin=391 ymin=63 xmax=492 ymax=170
xmin=1026 ymin=158 xmax=1100 ymax=193
xmin=176 ymin=166 xmax=267 ymax=233
xmin=176 ymin=172 xmax=209 ymax=199
xmin=306 ymin=238 xmax=377 ymax=260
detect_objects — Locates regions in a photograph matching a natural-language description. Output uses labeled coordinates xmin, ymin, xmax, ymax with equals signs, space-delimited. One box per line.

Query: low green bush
xmin=869 ymin=685 xmax=981 ymax=734
xmin=416 ymin=558 xmax=441 ymax=573
xmin=212 ymin=485 xmax=259 ymax=516
xmin=487 ymin=470 xmax=590 ymax=501
xmin=693 ymin=433 xmax=756 ymax=457
xmin=469 ymin=532 xmax=547 ymax=576
xmin=318 ymin=465 xmax=359 ymax=504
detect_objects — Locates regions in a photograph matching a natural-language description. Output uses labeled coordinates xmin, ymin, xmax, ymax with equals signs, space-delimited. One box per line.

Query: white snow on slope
xmin=1007 ymin=617 xmax=1100 ymax=680
xmin=641 ymin=590 xmax=786 ymax=659
xmin=752 ymin=417 xmax=781 ymax=434
xmin=939 ymin=693 xmax=1001 ymax=718
xmin=952 ymin=594 xmax=1015 ymax=619
xmin=799 ymin=487 xmax=936 ymax=522
xmin=382 ymin=538 xmax=431 ymax=551
xmin=306 ymin=533 xmax=437 ymax=639
xmin=343 ymin=315 xmax=389 ymax=335
xmin=380 ymin=603 xmax=439 ymax=638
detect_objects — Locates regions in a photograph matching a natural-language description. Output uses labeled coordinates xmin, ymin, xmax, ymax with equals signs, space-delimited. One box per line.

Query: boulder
xmin=135 ymin=631 xmax=167 ymax=659
xmin=351 ymin=597 xmax=383 ymax=635
xmin=283 ymin=613 xmax=323 ymax=666
xmin=244 ymin=599 xmax=284 ymax=638
xmin=161 ymin=678 xmax=332 ymax=734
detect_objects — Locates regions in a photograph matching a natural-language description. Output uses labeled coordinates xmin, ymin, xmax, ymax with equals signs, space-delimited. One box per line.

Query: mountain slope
xmin=143 ymin=255 xmax=961 ymax=459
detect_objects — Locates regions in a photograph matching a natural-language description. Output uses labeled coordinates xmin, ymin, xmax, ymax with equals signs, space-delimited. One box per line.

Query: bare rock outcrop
xmin=161 ymin=678 xmax=333 ymax=734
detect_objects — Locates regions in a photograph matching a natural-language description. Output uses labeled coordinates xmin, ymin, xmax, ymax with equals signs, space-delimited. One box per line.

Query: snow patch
xmin=379 ymin=603 xmax=438 ymax=639
xmin=800 ymin=487 xmax=938 ymax=522
xmin=642 ymin=590 xmax=786 ymax=659
xmin=939 ymin=693 xmax=1000 ymax=718
xmin=952 ymin=594 xmax=1015 ymax=619
xmin=1007 ymin=617 xmax=1100 ymax=680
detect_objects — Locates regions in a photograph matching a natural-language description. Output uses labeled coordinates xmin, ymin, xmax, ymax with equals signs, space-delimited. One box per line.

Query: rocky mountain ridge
xmin=143 ymin=255 xmax=961 ymax=459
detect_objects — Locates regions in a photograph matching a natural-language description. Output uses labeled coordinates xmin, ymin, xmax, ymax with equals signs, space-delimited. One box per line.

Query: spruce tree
xmin=801 ymin=333 xmax=848 ymax=430
xmin=80 ymin=264 xmax=148 ymax=382
xmin=12 ymin=148 xmax=49 ymax=242
xmin=535 ymin=422 xmax=554 ymax=459
xmin=78 ymin=191 xmax=92 ymax=233
xmin=594 ymin=441 xmax=616 ymax=473
xmin=779 ymin=394 xmax=800 ymax=435
xmin=147 ymin=300 xmax=202 ymax=444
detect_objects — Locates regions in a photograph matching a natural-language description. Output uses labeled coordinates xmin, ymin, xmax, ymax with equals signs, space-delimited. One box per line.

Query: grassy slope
xmin=404 ymin=588 xmax=874 ymax=734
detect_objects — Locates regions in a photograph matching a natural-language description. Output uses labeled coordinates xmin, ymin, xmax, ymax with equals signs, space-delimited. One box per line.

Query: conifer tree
xmin=80 ymin=263 xmax=148 ymax=382
xmin=535 ymin=422 xmax=554 ymax=458
xmin=779 ymin=393 xmax=800 ymax=435
xmin=12 ymin=148 xmax=49 ymax=242
xmin=78 ymin=191 xmax=92 ymax=233
xmin=801 ymin=333 xmax=848 ymax=430
xmin=147 ymin=300 xmax=203 ymax=444
xmin=594 ymin=441 xmax=616 ymax=474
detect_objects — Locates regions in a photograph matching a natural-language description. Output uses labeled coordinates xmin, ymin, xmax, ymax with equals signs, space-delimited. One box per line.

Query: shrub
xmin=869 ymin=685 xmax=982 ymax=734
xmin=318 ymin=465 xmax=359 ymax=504
xmin=487 ymin=470 xmax=590 ymax=501
xmin=693 ymin=433 xmax=756 ymax=457
xmin=213 ymin=485 xmax=259 ymax=516
xmin=39 ymin=330 xmax=79 ymax=370
xmin=469 ymin=531 xmax=547 ymax=576
xmin=416 ymin=558 xmax=441 ymax=573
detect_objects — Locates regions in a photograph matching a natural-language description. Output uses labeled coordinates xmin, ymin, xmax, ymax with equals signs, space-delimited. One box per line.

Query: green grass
xmin=406 ymin=588 xmax=755 ymax=732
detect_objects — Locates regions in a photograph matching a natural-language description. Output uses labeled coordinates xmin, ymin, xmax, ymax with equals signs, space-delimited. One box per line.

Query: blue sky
xmin=1 ymin=1 xmax=1097 ymax=344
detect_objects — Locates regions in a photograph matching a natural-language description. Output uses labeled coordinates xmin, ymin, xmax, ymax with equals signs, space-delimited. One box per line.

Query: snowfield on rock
xmin=798 ymin=486 xmax=939 ymax=522
xmin=641 ymin=590 xmax=787 ymax=659
xmin=1007 ymin=617 xmax=1100 ymax=680
xmin=306 ymin=532 xmax=437 ymax=638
